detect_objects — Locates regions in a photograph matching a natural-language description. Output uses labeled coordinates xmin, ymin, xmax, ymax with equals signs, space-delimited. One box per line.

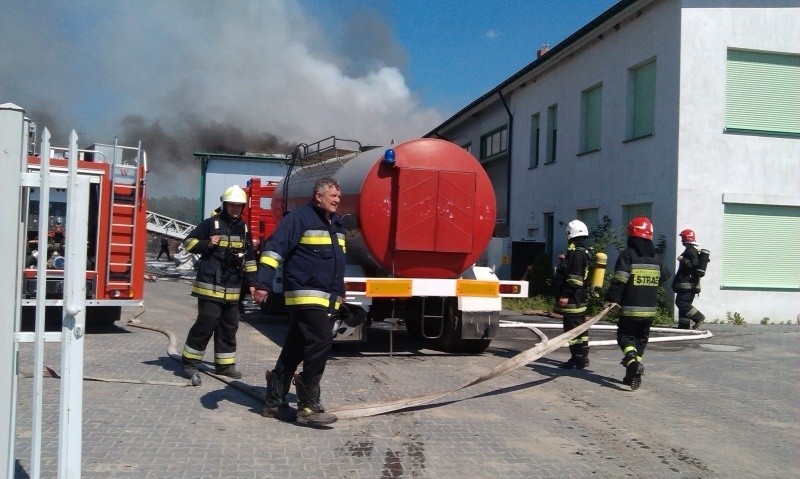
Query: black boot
xmin=294 ymin=375 xmax=337 ymax=426
xmin=677 ymin=318 xmax=691 ymax=329
xmin=182 ymin=359 xmax=202 ymax=386
xmin=691 ymin=313 xmax=706 ymax=330
xmin=215 ymin=364 xmax=243 ymax=379
xmin=623 ymin=360 xmax=644 ymax=391
xmin=561 ymin=344 xmax=580 ymax=369
xmin=576 ymin=346 xmax=590 ymax=369
xmin=262 ymin=369 xmax=296 ymax=421
xmin=560 ymin=357 xmax=578 ymax=369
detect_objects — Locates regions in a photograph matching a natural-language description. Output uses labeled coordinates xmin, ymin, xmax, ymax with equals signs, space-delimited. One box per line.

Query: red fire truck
xmin=22 ymin=133 xmax=148 ymax=324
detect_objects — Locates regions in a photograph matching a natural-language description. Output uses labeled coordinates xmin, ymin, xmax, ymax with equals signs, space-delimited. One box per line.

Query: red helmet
xmin=627 ymin=216 xmax=654 ymax=240
xmin=679 ymin=228 xmax=697 ymax=244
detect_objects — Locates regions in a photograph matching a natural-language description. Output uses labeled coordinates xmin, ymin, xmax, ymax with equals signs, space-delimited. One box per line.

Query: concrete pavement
xmin=12 ymin=278 xmax=800 ymax=478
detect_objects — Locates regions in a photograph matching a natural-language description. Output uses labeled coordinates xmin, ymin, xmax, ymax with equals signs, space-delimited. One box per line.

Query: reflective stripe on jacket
xmin=672 ymin=245 xmax=700 ymax=291
xmin=254 ymin=201 xmax=346 ymax=312
xmin=184 ymin=212 xmax=256 ymax=303
xmin=553 ymin=243 xmax=592 ymax=315
xmin=605 ymin=247 xmax=670 ymax=319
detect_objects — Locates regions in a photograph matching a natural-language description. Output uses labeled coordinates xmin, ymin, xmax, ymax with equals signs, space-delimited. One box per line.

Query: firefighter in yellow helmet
xmin=180 ymin=185 xmax=257 ymax=385
xmin=604 ymin=217 xmax=671 ymax=390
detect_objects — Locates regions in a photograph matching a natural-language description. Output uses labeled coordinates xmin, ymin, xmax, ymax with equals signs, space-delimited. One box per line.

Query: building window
xmin=544 ymin=212 xmax=554 ymax=258
xmin=725 ymin=49 xmax=800 ymax=137
xmin=529 ymin=113 xmax=540 ymax=168
xmin=722 ymin=203 xmax=800 ymax=289
xmin=580 ymin=84 xmax=602 ymax=153
xmin=627 ymin=59 xmax=656 ymax=140
xmin=577 ymin=208 xmax=599 ymax=232
xmin=545 ymin=104 xmax=558 ymax=164
xmin=623 ymin=203 xmax=652 ymax=227
xmin=480 ymin=125 xmax=508 ymax=162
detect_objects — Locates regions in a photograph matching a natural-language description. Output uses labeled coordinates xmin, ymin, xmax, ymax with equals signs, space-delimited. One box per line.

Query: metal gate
xmin=1 ymin=103 xmax=90 ymax=479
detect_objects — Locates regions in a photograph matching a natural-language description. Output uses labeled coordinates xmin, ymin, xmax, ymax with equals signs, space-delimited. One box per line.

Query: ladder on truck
xmin=145 ymin=210 xmax=195 ymax=240
xmin=106 ymin=139 xmax=144 ymax=290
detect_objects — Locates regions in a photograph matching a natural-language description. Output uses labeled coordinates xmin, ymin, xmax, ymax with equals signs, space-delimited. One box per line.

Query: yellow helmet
xmin=220 ymin=185 xmax=247 ymax=205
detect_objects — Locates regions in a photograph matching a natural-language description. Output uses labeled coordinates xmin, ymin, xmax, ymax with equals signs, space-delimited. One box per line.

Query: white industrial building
xmin=426 ymin=0 xmax=799 ymax=323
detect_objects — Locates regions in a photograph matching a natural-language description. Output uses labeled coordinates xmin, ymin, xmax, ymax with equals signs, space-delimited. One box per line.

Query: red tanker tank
xmin=272 ymin=138 xmax=496 ymax=279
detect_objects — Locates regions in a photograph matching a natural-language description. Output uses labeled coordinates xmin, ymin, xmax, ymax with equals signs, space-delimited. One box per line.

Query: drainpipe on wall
xmin=498 ymin=88 xmax=513 ymax=233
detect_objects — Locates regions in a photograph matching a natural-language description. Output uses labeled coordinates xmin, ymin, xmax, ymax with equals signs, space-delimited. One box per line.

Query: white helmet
xmin=566 ymin=219 xmax=589 ymax=240
xmin=220 ymin=185 xmax=247 ymax=204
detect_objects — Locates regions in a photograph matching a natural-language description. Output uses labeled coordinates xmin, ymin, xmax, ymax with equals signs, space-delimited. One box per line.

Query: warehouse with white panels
xmin=426 ymin=0 xmax=799 ymax=323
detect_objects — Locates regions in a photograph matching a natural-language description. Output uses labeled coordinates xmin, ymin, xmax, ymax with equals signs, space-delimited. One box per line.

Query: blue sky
xmin=1 ymin=0 xmax=618 ymax=198
xmin=309 ymin=0 xmax=617 ymax=114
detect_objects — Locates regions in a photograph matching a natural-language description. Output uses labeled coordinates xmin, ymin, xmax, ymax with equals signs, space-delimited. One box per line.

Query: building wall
xmin=430 ymin=0 xmax=798 ymax=322
xmin=677 ymin=3 xmax=800 ymax=322
xmin=203 ymin=159 xmax=286 ymax=218
xmin=509 ymin=0 xmax=681 ymax=258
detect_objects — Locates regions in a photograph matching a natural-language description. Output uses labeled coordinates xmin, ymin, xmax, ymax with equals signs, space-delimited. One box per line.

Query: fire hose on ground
xmin=30 ymin=305 xmax=713 ymax=420
xmin=123 ymin=306 xmax=616 ymax=419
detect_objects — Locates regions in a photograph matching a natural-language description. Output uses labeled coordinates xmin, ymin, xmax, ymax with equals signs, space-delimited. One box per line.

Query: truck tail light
xmin=499 ymin=284 xmax=522 ymax=295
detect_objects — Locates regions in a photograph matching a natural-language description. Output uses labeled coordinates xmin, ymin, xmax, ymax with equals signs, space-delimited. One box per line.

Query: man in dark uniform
xmin=605 ymin=217 xmax=671 ymax=390
xmin=180 ymin=185 xmax=257 ymax=384
xmin=673 ymin=228 xmax=705 ymax=329
xmin=554 ymin=219 xmax=594 ymax=369
xmin=156 ymin=236 xmax=171 ymax=261
xmin=252 ymin=177 xmax=345 ymax=426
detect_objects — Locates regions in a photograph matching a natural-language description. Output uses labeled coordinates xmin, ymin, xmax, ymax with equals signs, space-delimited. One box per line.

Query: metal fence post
xmin=0 ymin=103 xmax=27 ymax=479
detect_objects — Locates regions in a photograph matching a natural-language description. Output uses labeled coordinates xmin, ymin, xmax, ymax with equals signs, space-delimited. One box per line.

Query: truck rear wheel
xmin=435 ymin=298 xmax=491 ymax=354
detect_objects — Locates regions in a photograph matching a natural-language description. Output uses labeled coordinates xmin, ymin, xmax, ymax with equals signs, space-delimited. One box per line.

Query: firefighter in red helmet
xmin=604 ymin=217 xmax=671 ymax=390
xmin=673 ymin=228 xmax=706 ymax=329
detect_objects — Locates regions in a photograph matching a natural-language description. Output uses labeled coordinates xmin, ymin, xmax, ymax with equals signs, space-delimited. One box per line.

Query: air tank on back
xmin=271 ymin=138 xmax=497 ymax=279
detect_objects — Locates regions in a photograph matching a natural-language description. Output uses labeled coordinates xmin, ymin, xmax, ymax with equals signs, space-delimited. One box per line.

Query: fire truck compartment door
xmin=394 ymin=168 xmax=475 ymax=253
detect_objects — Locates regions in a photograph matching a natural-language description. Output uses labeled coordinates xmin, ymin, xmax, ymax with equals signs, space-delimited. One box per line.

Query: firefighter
xmin=180 ymin=185 xmax=257 ymax=384
xmin=156 ymin=236 xmax=171 ymax=261
xmin=554 ymin=220 xmax=594 ymax=369
xmin=604 ymin=217 xmax=671 ymax=391
xmin=251 ymin=177 xmax=344 ymax=426
xmin=673 ymin=228 xmax=705 ymax=329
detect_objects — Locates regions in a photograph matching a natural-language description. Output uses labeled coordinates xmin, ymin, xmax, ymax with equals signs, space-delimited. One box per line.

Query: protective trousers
xmin=675 ymin=290 xmax=704 ymax=328
xmin=616 ymin=316 xmax=652 ymax=363
xmin=272 ymin=307 xmax=333 ymax=385
xmin=182 ymin=298 xmax=240 ymax=369
xmin=563 ymin=313 xmax=589 ymax=360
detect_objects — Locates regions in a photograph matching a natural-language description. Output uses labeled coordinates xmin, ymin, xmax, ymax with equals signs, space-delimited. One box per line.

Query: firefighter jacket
xmin=253 ymin=201 xmax=346 ymax=312
xmin=605 ymin=243 xmax=671 ymax=319
xmin=672 ymin=244 xmax=701 ymax=292
xmin=183 ymin=211 xmax=257 ymax=303
xmin=553 ymin=242 xmax=593 ymax=316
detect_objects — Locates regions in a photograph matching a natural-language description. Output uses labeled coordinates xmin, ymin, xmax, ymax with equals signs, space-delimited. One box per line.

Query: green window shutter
xmin=577 ymin=208 xmax=599 ymax=231
xmin=624 ymin=203 xmax=652 ymax=226
xmin=582 ymin=85 xmax=602 ymax=152
xmin=631 ymin=61 xmax=656 ymax=138
xmin=722 ymin=203 xmax=800 ymax=289
xmin=530 ymin=113 xmax=540 ymax=168
xmin=726 ymin=50 xmax=800 ymax=136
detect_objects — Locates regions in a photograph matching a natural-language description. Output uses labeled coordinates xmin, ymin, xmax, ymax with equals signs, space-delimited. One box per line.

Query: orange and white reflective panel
xmin=366 ymin=279 xmax=413 ymax=298
xmin=456 ymin=279 xmax=499 ymax=297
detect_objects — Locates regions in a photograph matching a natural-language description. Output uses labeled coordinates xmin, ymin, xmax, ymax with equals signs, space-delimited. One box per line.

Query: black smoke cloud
xmin=1 ymin=0 xmax=441 ymax=198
